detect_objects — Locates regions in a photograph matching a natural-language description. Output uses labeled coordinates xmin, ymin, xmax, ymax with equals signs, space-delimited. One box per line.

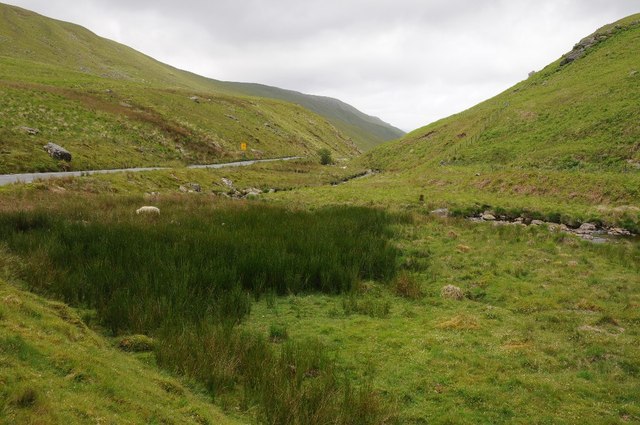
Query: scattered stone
xmin=188 ymin=183 xmax=201 ymax=193
xmin=560 ymin=33 xmax=608 ymax=66
xmin=430 ymin=208 xmax=449 ymax=218
xmin=576 ymin=222 xmax=597 ymax=234
xmin=144 ymin=192 xmax=160 ymax=200
xmin=441 ymin=285 xmax=464 ymax=301
xmin=44 ymin=142 xmax=72 ymax=161
xmin=242 ymin=187 xmax=262 ymax=197
xmin=528 ymin=70 xmax=537 ymax=78
xmin=547 ymin=223 xmax=562 ymax=231
xmin=225 ymin=114 xmax=238 ymax=121
xmin=19 ymin=126 xmax=40 ymax=135
xmin=630 ymin=70 xmax=638 ymax=77
xmin=481 ymin=213 xmax=496 ymax=221
xmin=464 ymin=212 xmax=635 ymax=244
xmin=456 ymin=244 xmax=471 ymax=253
xmin=221 ymin=178 xmax=234 ymax=188
xmin=189 ymin=96 xmax=200 ymax=103
xmin=609 ymin=227 xmax=632 ymax=236
xmin=119 ymin=101 xmax=132 ymax=108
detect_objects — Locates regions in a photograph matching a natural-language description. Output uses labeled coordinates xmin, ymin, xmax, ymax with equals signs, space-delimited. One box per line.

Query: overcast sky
xmin=6 ymin=1 xmax=639 ymax=131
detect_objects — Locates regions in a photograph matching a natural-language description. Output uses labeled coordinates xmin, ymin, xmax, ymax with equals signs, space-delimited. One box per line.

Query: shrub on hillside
xmin=318 ymin=148 xmax=333 ymax=165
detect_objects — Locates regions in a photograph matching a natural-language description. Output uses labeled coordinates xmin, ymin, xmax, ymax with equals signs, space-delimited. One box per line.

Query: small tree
xmin=318 ymin=148 xmax=333 ymax=165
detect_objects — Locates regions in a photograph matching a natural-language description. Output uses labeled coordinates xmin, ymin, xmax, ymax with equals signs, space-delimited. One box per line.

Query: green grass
xmin=351 ymin=15 xmax=640 ymax=227
xmin=1 ymin=173 xmax=639 ymax=423
xmin=0 ymin=64 xmax=359 ymax=173
xmin=368 ymin=16 xmax=640 ymax=171
xmin=242 ymin=215 xmax=640 ymax=424
xmin=0 ymin=278 xmax=243 ymax=425
xmin=0 ymin=157 xmax=366 ymax=197
xmin=1 ymin=9 xmax=640 ymax=425
xmin=0 ymin=198 xmax=405 ymax=424
xmin=0 ymin=3 xmax=401 ymax=153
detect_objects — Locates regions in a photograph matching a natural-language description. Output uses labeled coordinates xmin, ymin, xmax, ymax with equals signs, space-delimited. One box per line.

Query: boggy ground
xmin=0 ymin=161 xmax=638 ymax=424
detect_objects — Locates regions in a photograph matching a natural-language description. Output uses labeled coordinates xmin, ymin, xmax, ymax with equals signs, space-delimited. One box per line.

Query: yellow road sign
xmin=240 ymin=143 xmax=247 ymax=151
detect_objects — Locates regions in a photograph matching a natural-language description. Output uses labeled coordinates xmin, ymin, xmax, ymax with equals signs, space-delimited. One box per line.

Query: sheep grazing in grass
xmin=136 ymin=206 xmax=160 ymax=215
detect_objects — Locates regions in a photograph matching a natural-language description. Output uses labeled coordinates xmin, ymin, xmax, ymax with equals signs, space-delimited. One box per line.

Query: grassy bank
xmin=0 ymin=278 xmax=243 ymax=425
xmin=0 ymin=199 xmax=407 ymax=424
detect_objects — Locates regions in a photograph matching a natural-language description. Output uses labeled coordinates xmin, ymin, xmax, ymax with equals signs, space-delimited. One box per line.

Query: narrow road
xmin=0 ymin=157 xmax=301 ymax=186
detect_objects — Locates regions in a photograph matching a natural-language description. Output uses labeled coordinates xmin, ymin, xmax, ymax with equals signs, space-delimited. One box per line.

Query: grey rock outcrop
xmin=560 ymin=34 xmax=606 ymax=66
xmin=44 ymin=142 xmax=72 ymax=161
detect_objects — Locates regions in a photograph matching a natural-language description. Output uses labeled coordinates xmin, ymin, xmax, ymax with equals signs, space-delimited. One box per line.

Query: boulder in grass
xmin=441 ymin=285 xmax=464 ymax=301
xmin=481 ymin=213 xmax=496 ymax=221
xmin=44 ymin=142 xmax=72 ymax=161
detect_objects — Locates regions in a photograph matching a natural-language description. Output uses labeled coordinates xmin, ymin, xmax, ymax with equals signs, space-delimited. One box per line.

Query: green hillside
xmin=0 ymin=3 xmax=401 ymax=158
xmin=218 ymin=81 xmax=405 ymax=150
xmin=368 ymin=14 xmax=640 ymax=172
xmin=0 ymin=276 xmax=244 ymax=425
xmin=334 ymin=14 xmax=640 ymax=230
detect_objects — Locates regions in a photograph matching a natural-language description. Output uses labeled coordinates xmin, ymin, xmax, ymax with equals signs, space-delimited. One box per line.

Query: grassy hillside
xmin=0 ymin=274 xmax=244 ymax=424
xmin=218 ymin=82 xmax=405 ymax=150
xmin=1 ymin=10 xmax=639 ymax=425
xmin=0 ymin=3 xmax=401 ymax=154
xmin=368 ymin=14 xmax=640 ymax=171
xmin=340 ymin=15 xmax=639 ymax=230
xmin=0 ymin=3 xmax=367 ymax=173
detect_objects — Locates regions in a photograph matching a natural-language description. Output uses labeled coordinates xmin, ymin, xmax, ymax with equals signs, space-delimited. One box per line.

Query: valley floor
xmin=0 ymin=159 xmax=638 ymax=424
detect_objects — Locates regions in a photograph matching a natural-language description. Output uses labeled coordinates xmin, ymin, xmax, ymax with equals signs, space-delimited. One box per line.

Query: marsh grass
xmin=0 ymin=202 xmax=405 ymax=424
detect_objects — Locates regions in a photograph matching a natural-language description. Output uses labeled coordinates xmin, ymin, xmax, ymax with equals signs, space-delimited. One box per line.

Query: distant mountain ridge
xmin=219 ymin=81 xmax=405 ymax=150
xmin=0 ymin=3 xmax=403 ymax=151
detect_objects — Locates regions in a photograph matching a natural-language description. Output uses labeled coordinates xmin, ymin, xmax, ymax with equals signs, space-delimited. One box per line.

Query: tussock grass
xmin=0 ymin=201 xmax=405 ymax=424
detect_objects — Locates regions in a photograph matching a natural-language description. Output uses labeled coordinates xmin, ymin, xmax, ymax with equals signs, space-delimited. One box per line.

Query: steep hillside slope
xmin=306 ymin=15 xmax=640 ymax=230
xmin=0 ymin=3 xmax=401 ymax=154
xmin=368 ymin=14 xmax=640 ymax=172
xmin=0 ymin=276 xmax=244 ymax=424
xmin=219 ymin=81 xmax=405 ymax=150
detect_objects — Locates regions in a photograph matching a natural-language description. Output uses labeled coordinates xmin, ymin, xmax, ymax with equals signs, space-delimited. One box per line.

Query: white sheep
xmin=136 ymin=206 xmax=160 ymax=215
